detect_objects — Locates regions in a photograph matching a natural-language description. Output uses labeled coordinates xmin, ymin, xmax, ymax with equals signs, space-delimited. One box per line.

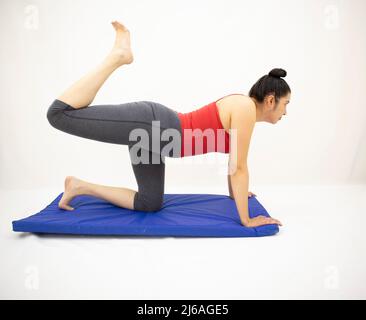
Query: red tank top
xmin=177 ymin=94 xmax=245 ymax=157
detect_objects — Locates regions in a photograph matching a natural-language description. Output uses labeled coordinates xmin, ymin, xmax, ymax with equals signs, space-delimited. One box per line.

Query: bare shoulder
xmin=216 ymin=94 xmax=256 ymax=130
xmin=231 ymin=95 xmax=255 ymax=113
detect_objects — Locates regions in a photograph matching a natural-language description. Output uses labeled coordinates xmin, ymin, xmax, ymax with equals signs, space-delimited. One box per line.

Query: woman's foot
xmin=106 ymin=20 xmax=134 ymax=66
xmin=58 ymin=176 xmax=86 ymax=211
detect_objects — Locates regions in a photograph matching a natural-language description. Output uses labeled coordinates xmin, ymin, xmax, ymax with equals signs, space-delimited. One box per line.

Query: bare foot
xmin=107 ymin=20 xmax=134 ymax=66
xmin=58 ymin=176 xmax=86 ymax=211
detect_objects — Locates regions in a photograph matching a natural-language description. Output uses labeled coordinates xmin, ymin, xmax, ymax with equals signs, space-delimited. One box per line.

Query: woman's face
xmin=266 ymin=93 xmax=291 ymax=124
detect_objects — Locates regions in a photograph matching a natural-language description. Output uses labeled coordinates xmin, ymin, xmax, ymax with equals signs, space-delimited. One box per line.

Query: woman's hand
xmin=248 ymin=191 xmax=256 ymax=198
xmin=242 ymin=215 xmax=282 ymax=228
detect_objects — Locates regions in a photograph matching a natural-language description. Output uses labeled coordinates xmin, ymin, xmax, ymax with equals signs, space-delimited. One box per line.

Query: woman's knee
xmin=133 ymin=192 xmax=164 ymax=212
xmin=46 ymin=99 xmax=73 ymax=128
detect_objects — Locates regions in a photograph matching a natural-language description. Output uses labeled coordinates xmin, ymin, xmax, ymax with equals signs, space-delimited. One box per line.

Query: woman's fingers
xmin=259 ymin=216 xmax=282 ymax=226
xmin=269 ymin=218 xmax=282 ymax=226
xmin=245 ymin=215 xmax=283 ymax=227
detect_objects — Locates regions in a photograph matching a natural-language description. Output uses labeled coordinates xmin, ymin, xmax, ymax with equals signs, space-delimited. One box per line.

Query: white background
xmin=1 ymin=0 xmax=365 ymax=300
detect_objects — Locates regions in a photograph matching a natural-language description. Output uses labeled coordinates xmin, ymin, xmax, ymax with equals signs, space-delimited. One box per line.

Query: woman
xmin=47 ymin=21 xmax=290 ymax=228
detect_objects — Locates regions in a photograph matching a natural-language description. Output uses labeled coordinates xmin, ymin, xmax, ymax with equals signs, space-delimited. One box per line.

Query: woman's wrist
xmin=241 ymin=218 xmax=250 ymax=226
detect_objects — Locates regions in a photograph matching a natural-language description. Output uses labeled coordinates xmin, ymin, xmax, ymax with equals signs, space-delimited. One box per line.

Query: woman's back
xmin=177 ymin=93 xmax=247 ymax=157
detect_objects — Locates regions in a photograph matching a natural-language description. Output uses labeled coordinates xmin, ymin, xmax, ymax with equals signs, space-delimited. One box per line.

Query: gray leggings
xmin=47 ymin=99 xmax=182 ymax=212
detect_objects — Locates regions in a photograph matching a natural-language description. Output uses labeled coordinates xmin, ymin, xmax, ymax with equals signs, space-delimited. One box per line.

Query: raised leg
xmin=53 ymin=20 xmax=137 ymax=211
xmin=57 ymin=20 xmax=134 ymax=109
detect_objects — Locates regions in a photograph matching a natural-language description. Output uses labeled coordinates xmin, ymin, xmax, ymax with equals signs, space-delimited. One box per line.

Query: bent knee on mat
xmin=133 ymin=192 xmax=164 ymax=212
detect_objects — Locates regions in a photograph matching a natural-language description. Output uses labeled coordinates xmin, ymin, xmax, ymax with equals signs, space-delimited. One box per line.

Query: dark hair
xmin=248 ymin=68 xmax=291 ymax=104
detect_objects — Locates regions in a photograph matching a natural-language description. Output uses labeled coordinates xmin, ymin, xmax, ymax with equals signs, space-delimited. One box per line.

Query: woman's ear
xmin=264 ymin=94 xmax=276 ymax=110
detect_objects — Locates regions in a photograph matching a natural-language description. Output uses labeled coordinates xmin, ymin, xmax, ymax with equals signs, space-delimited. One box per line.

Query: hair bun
xmin=268 ymin=68 xmax=287 ymax=78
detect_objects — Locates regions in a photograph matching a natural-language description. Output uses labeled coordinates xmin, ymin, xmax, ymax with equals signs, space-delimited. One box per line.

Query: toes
xmin=58 ymin=198 xmax=75 ymax=211
xmin=59 ymin=204 xmax=74 ymax=211
xmin=112 ymin=21 xmax=128 ymax=32
xmin=117 ymin=21 xmax=127 ymax=29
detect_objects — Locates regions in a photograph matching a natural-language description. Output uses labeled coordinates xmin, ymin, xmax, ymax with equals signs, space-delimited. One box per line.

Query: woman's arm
xmin=228 ymin=164 xmax=256 ymax=200
xmin=230 ymin=167 xmax=250 ymax=225
xmin=228 ymin=97 xmax=282 ymax=228
xmin=228 ymin=98 xmax=256 ymax=225
xmin=227 ymin=170 xmax=234 ymax=199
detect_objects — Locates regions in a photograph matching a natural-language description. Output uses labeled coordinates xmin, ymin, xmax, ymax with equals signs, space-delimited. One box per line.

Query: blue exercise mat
xmin=12 ymin=193 xmax=279 ymax=237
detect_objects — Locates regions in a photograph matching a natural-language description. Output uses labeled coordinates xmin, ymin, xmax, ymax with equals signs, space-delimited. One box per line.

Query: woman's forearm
xmin=229 ymin=168 xmax=250 ymax=225
xmin=227 ymin=174 xmax=234 ymax=199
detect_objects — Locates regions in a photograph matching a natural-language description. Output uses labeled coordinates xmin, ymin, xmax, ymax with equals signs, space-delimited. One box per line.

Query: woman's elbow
xmin=229 ymin=165 xmax=248 ymax=176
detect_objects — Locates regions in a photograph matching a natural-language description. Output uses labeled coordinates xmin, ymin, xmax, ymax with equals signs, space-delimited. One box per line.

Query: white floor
xmin=1 ymin=185 xmax=365 ymax=300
